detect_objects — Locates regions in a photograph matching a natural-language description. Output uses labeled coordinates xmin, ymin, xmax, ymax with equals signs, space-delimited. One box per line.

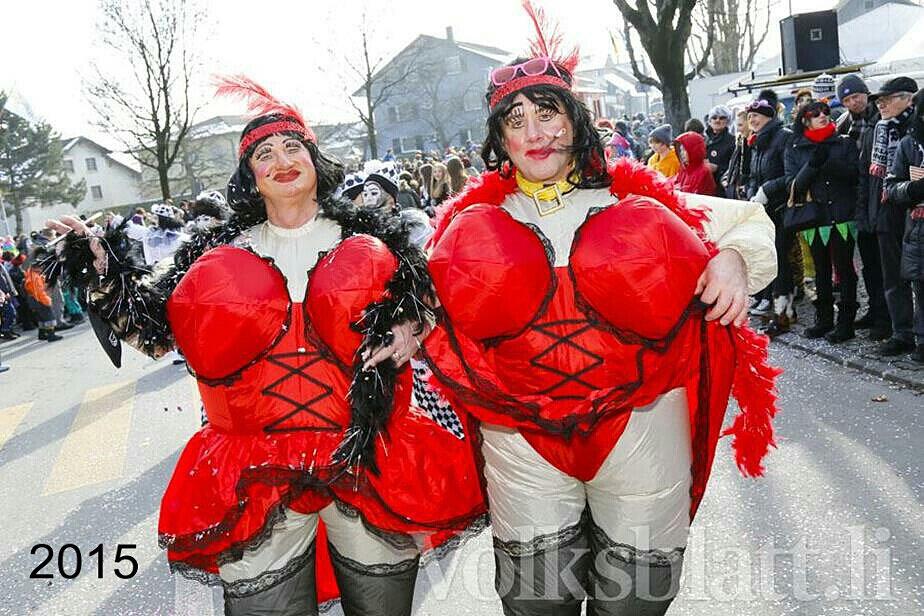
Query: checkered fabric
xmin=411 ymin=359 xmax=465 ymax=440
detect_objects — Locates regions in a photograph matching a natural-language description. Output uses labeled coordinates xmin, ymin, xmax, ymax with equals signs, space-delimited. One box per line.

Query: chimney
xmin=446 ymin=26 xmax=455 ymax=43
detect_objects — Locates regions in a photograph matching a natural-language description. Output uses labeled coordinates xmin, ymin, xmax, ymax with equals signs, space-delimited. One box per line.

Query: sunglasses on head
xmin=490 ymin=56 xmax=563 ymax=86
xmin=746 ymin=99 xmax=773 ymax=112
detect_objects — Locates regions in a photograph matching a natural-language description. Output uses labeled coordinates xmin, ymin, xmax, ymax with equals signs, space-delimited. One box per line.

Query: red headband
xmin=238 ymin=120 xmax=315 ymax=159
xmin=489 ymin=74 xmax=571 ymax=110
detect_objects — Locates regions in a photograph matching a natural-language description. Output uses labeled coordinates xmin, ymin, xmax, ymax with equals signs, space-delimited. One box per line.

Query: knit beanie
xmin=812 ymin=73 xmax=836 ymax=102
xmin=836 ymin=74 xmax=869 ymax=102
xmin=649 ymin=124 xmax=673 ymax=145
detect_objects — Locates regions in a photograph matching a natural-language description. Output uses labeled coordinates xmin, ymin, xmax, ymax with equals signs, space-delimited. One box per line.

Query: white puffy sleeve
xmin=681 ymin=192 xmax=778 ymax=294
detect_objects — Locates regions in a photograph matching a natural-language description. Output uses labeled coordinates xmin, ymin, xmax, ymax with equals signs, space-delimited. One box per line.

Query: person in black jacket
xmin=861 ymin=77 xmax=918 ymax=356
xmin=836 ymin=74 xmax=891 ymax=340
xmin=746 ymin=91 xmax=794 ymax=336
xmin=724 ymin=110 xmax=752 ymax=200
xmin=705 ymin=105 xmax=736 ymax=197
xmin=785 ymin=101 xmax=860 ymax=342
xmin=882 ymin=89 xmax=924 ymax=363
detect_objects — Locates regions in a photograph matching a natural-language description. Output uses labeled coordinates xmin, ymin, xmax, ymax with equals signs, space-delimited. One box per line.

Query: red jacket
xmin=673 ymin=131 xmax=717 ymax=196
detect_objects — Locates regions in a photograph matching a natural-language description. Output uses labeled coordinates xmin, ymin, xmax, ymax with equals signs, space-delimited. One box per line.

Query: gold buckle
xmin=531 ymin=184 xmax=566 ymax=217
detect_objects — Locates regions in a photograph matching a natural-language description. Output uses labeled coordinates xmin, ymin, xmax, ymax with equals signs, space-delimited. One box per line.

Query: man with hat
xmin=862 ymin=76 xmax=918 ymax=355
xmin=836 ymin=74 xmax=892 ymax=339
xmin=883 ymin=88 xmax=924 ymax=363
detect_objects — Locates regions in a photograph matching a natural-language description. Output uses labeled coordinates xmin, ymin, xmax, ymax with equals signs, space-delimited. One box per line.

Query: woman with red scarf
xmin=44 ymin=78 xmax=486 ymax=616
xmin=412 ymin=3 xmax=780 ymax=614
xmin=784 ymin=100 xmax=860 ymax=342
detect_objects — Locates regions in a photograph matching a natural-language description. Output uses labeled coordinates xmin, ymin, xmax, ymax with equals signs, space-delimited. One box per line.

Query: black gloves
xmin=809 ymin=144 xmax=830 ymax=168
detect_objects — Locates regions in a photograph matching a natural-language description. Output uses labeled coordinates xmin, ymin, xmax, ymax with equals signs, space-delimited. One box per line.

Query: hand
xmin=45 ymin=215 xmax=107 ymax=275
xmin=809 ymin=144 xmax=830 ymax=167
xmin=750 ymin=186 xmax=769 ymax=205
xmin=695 ymin=249 xmax=749 ymax=327
xmin=705 ymin=162 xmax=718 ymax=174
xmin=361 ymin=321 xmax=430 ymax=370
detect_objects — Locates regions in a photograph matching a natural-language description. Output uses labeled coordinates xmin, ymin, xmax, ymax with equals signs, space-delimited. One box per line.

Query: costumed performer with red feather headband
xmin=409 ymin=3 xmax=782 ymax=614
xmin=43 ymin=78 xmax=487 ymax=616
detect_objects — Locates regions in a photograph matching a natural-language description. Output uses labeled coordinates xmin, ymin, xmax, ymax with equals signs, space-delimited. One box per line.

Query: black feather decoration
xmin=325 ymin=202 xmax=436 ymax=476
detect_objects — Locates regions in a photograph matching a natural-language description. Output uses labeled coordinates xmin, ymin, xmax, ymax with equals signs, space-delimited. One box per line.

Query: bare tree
xmin=614 ymin=0 xmax=716 ymax=131
xmin=689 ymin=0 xmax=772 ymax=75
xmin=85 ymin=0 xmax=203 ymax=201
xmin=411 ymin=55 xmax=482 ymax=150
xmin=342 ymin=13 xmax=421 ymax=159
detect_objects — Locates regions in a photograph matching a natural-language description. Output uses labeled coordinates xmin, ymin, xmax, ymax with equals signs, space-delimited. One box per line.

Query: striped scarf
xmin=870 ymin=105 xmax=914 ymax=178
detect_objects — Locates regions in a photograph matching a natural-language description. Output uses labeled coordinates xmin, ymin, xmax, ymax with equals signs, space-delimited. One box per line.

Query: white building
xmin=16 ymin=137 xmax=144 ymax=234
xmin=59 ymin=137 xmax=143 ymax=214
xmin=575 ymin=55 xmax=650 ymax=119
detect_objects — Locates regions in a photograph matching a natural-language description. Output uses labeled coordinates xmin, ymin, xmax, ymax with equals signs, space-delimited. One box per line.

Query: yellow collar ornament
xmin=515 ymin=170 xmax=578 ymax=217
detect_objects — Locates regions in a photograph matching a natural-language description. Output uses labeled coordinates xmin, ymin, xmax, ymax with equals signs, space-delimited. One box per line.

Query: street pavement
xmin=0 ymin=323 xmax=921 ymax=615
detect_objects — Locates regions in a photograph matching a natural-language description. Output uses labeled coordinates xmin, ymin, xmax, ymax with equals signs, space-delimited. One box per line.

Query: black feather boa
xmin=44 ymin=198 xmax=434 ymax=477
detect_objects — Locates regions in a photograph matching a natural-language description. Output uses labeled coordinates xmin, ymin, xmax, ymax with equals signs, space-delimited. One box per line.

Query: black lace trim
xmin=334 ymin=500 xmax=418 ymax=552
xmin=169 ymin=560 xmax=222 ymax=587
xmin=588 ymin=519 xmax=685 ymax=568
xmin=224 ymin=542 xmax=317 ymax=598
xmin=419 ymin=513 xmax=491 ymax=567
xmin=327 ymin=542 xmax=419 ymax=577
xmin=158 ymin=466 xmax=330 ymax=563
xmin=493 ymin=509 xmax=590 ymax=558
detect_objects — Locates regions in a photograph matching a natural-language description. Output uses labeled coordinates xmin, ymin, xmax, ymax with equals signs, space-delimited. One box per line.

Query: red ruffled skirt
xmin=157 ymin=398 xmax=488 ymax=604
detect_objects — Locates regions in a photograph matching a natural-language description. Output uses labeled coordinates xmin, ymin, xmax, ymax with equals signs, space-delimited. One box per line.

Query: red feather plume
xmin=213 ymin=74 xmax=307 ymax=128
xmin=521 ymin=0 xmax=579 ymax=74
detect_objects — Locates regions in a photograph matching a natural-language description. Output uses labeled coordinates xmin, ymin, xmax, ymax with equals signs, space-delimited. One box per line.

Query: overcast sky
xmin=1 ymin=0 xmax=835 ymax=147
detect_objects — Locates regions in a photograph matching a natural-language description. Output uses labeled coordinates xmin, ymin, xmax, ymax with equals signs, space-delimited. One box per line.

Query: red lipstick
xmin=273 ymin=170 xmax=300 ymax=183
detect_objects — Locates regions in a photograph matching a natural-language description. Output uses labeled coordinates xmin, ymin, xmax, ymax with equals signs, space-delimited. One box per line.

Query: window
xmin=86 ymin=157 xmax=97 ymax=171
xmin=415 ymin=135 xmax=425 ymax=151
xmin=463 ymin=89 xmax=482 ymax=112
xmin=392 ymin=138 xmax=402 ymax=154
xmin=388 ymin=106 xmax=399 ymax=123
xmin=445 ymin=55 xmax=462 ymax=75
xmin=90 ymin=185 xmax=103 ymax=199
xmin=809 ymin=28 xmax=823 ymax=41
xmin=401 ymin=136 xmax=417 ymax=152
xmin=63 ymin=159 xmax=74 ymax=173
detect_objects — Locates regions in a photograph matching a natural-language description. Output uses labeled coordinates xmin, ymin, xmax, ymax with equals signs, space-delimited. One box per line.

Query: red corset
xmin=429 ymin=196 xmax=710 ymax=406
xmin=166 ymin=238 xmax=398 ymax=433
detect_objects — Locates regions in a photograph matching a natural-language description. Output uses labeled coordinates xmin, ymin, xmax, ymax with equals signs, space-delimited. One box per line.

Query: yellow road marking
xmin=0 ymin=403 xmax=32 ymax=451
xmin=44 ymin=381 xmax=135 ymax=495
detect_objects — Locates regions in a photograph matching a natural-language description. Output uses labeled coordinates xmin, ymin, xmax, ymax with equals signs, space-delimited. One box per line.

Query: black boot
xmin=854 ymin=311 xmax=874 ymax=329
xmin=44 ymin=328 xmax=63 ymax=342
xmin=869 ymin=321 xmax=892 ymax=341
xmin=825 ymin=302 xmax=857 ymax=344
xmin=912 ymin=345 xmax=924 ymax=364
xmin=38 ymin=328 xmax=48 ymax=341
xmin=803 ymin=302 xmax=834 ymax=339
